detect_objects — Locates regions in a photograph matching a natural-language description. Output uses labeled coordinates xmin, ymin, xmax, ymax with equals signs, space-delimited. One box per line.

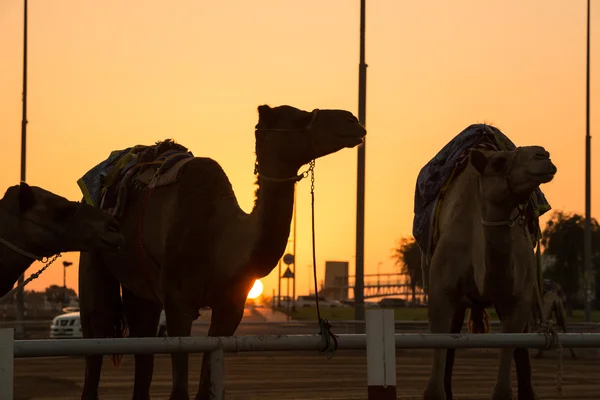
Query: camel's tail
xmin=467 ymin=307 xmax=491 ymax=334
xmin=109 ymin=304 xmax=129 ymax=368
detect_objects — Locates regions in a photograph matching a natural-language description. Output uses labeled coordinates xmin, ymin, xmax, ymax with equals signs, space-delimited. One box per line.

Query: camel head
xmin=470 ymin=146 xmax=557 ymax=207
xmin=0 ymin=182 xmax=125 ymax=258
xmin=254 ymin=105 xmax=366 ymax=176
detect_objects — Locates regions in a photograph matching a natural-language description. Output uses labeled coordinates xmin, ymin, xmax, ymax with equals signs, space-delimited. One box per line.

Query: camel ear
xmin=470 ymin=149 xmax=488 ymax=174
xmin=18 ymin=182 xmax=35 ymax=212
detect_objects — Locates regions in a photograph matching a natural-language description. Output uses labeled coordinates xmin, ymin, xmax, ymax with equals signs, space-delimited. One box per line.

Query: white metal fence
xmin=1 ymin=309 xmax=600 ymax=400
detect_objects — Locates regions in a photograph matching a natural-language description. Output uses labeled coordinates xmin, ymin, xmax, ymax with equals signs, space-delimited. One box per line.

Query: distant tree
xmin=541 ymin=211 xmax=600 ymax=312
xmin=44 ymin=285 xmax=76 ymax=306
xmin=392 ymin=236 xmax=423 ymax=304
xmin=24 ymin=290 xmax=47 ymax=307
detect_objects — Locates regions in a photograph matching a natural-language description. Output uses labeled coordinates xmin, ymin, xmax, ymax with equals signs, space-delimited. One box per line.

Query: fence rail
xmin=9 ymin=332 xmax=600 ymax=359
xmin=2 ymin=318 xmax=599 ymax=327
xmin=2 ymin=310 xmax=600 ymax=400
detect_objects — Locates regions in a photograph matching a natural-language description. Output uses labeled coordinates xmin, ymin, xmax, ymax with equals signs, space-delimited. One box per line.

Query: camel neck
xmin=481 ymin=206 xmax=515 ymax=297
xmin=0 ymin=228 xmax=35 ymax=296
xmin=248 ymin=176 xmax=296 ymax=278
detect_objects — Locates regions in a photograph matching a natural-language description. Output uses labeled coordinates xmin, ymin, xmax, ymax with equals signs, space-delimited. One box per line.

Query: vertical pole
xmin=366 ymin=309 xmax=396 ymax=399
xmin=354 ymin=0 xmax=368 ymax=332
xmin=16 ymin=0 xmax=29 ymax=340
xmin=277 ymin=259 xmax=282 ymax=308
xmin=286 ymin=278 xmax=290 ymax=321
xmin=584 ymin=0 xmax=593 ymax=323
xmin=63 ymin=264 xmax=67 ymax=306
xmin=0 ymin=329 xmax=15 ymax=400
xmin=292 ymin=188 xmax=297 ymax=311
xmin=207 ymin=347 xmax=224 ymax=400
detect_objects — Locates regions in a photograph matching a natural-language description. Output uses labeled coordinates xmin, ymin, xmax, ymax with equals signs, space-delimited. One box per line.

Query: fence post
xmin=208 ymin=347 xmax=225 ymax=400
xmin=0 ymin=328 xmax=14 ymax=400
xmin=366 ymin=309 xmax=397 ymax=400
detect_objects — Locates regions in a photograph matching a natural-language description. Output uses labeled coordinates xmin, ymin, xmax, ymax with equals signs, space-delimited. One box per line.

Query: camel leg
xmin=122 ymin=286 xmax=162 ymax=400
xmin=496 ymin=306 xmax=538 ymax=400
xmin=443 ymin=307 xmax=466 ymax=400
xmin=513 ymin=325 xmax=539 ymax=399
xmin=423 ymin=292 xmax=460 ymax=400
xmin=79 ymin=252 xmax=124 ymax=400
xmin=194 ymin=303 xmax=245 ymax=400
xmin=165 ymin=299 xmax=195 ymax=400
xmin=195 ymin=281 xmax=253 ymax=400
xmin=491 ymin=302 xmax=536 ymax=400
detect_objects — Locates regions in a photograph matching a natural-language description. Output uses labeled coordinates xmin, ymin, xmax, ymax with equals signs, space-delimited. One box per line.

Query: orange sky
xmin=0 ymin=0 xmax=598 ymax=300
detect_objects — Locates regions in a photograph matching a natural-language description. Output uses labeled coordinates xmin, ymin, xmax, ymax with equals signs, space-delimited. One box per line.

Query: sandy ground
xmin=13 ymin=349 xmax=599 ymax=400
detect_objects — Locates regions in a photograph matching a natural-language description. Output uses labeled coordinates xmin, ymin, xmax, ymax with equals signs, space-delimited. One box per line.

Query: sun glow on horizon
xmin=247 ymin=280 xmax=263 ymax=299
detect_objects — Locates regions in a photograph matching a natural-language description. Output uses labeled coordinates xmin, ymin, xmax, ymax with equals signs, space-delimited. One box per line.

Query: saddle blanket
xmin=77 ymin=139 xmax=194 ymax=217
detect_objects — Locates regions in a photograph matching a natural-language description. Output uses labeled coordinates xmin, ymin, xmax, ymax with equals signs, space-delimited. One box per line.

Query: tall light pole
xmin=292 ymin=188 xmax=297 ymax=311
xmin=62 ymin=261 xmax=73 ymax=305
xmin=354 ymin=0 xmax=367 ymax=329
xmin=584 ymin=0 xmax=593 ymax=323
xmin=15 ymin=0 xmax=29 ymax=340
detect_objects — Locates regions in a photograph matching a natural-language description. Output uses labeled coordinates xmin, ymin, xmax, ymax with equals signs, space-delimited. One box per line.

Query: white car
xmin=50 ymin=312 xmax=83 ymax=338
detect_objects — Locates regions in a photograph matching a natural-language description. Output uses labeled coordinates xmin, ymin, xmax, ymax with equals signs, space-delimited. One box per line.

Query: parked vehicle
xmin=295 ymin=295 xmax=348 ymax=308
xmin=378 ymin=298 xmax=407 ymax=308
xmin=49 ymin=311 xmax=82 ymax=338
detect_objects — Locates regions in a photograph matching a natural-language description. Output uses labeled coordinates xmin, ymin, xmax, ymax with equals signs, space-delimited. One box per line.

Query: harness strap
xmin=0 ymin=236 xmax=44 ymax=261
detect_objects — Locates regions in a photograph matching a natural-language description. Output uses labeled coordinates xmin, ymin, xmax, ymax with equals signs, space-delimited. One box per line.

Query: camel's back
xmin=116 ymin=156 xmax=239 ymax=254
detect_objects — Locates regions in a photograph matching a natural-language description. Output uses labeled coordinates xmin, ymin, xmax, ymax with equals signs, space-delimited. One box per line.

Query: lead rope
xmin=308 ymin=159 xmax=338 ymax=359
xmin=533 ymin=235 xmax=563 ymax=396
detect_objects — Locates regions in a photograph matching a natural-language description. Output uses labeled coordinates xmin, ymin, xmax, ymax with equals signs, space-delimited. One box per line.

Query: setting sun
xmin=247 ymin=280 xmax=263 ymax=299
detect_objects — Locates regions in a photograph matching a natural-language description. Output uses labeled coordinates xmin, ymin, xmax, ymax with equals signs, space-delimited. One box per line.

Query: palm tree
xmin=392 ymin=236 xmax=423 ymax=304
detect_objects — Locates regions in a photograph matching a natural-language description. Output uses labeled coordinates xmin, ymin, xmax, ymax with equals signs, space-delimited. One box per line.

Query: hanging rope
xmin=308 ymin=159 xmax=338 ymax=359
xmin=533 ymin=234 xmax=563 ymax=397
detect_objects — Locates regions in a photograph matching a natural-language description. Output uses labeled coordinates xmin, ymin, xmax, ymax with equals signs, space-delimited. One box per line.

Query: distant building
xmin=320 ymin=261 xmax=349 ymax=301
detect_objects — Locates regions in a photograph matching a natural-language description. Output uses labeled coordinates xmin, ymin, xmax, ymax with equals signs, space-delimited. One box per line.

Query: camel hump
xmin=467 ymin=306 xmax=491 ymax=334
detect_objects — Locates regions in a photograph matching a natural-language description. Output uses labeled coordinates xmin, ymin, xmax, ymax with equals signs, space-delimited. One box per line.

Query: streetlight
xmin=354 ymin=0 xmax=367 ymax=331
xmin=583 ymin=0 xmax=593 ymax=323
xmin=62 ymin=261 xmax=73 ymax=306
xmin=15 ymin=0 xmax=29 ymax=340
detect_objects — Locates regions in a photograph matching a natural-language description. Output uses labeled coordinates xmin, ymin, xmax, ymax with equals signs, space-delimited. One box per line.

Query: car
xmin=378 ymin=297 xmax=407 ymax=308
xmin=50 ymin=311 xmax=83 ymax=339
xmin=295 ymin=295 xmax=346 ymax=308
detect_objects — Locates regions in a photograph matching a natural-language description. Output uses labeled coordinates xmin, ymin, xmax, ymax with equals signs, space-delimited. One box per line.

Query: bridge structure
xmin=323 ymin=273 xmax=425 ymax=301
